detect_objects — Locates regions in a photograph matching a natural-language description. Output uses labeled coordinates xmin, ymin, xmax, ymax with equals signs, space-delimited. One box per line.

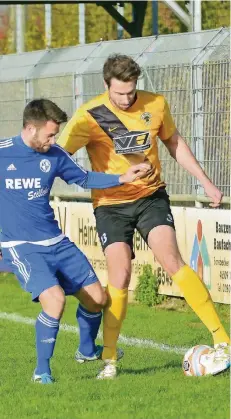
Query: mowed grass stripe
xmin=0 ymin=319 xmax=229 ymax=419
xmin=0 ymin=311 xmax=188 ymax=354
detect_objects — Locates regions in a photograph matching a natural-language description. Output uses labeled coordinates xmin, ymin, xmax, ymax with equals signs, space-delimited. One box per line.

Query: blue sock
xmin=35 ymin=311 xmax=60 ymax=375
xmin=77 ymin=304 xmax=102 ymax=357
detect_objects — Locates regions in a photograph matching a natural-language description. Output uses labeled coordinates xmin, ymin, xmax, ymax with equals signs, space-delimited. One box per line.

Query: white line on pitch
xmin=0 ymin=311 xmax=187 ymax=355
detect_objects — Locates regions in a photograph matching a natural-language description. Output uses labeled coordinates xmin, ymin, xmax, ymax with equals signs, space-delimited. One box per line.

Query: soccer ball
xmin=182 ymin=345 xmax=213 ymax=376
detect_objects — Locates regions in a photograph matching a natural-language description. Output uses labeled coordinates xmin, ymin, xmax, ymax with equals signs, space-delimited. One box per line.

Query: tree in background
xmin=0 ymin=1 xmax=230 ymax=54
xmin=51 ymin=4 xmax=78 ymax=48
xmin=85 ymin=3 xmax=117 ymax=42
xmin=0 ymin=5 xmax=11 ymax=54
xmin=25 ymin=4 xmax=45 ymax=51
xmin=201 ymin=0 xmax=230 ymax=29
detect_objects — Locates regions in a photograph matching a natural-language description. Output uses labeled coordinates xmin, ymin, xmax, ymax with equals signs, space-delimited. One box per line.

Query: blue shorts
xmin=2 ymin=236 xmax=98 ymax=301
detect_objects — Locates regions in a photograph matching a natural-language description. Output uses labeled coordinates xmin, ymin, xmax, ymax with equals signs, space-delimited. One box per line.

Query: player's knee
xmin=54 ymin=289 xmax=66 ymax=308
xmin=101 ymin=290 xmax=108 ymax=307
xmin=40 ymin=286 xmax=66 ymax=318
xmin=51 ymin=291 xmax=66 ymax=317
xmin=162 ymin=253 xmax=185 ymax=277
xmin=109 ymin=267 xmax=131 ymax=288
xmin=81 ymin=288 xmax=108 ymax=312
xmin=92 ymin=289 xmax=108 ymax=309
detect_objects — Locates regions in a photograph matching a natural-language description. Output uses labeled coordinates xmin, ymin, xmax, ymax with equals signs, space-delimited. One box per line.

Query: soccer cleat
xmin=214 ymin=342 xmax=230 ymax=355
xmin=75 ymin=345 xmax=124 ymax=364
xmin=212 ymin=342 xmax=230 ymax=373
xmin=32 ymin=372 xmax=55 ymax=384
xmin=96 ymin=360 xmax=117 ymax=380
xmin=203 ymin=343 xmax=230 ymax=376
xmin=75 ymin=344 xmax=103 ymax=364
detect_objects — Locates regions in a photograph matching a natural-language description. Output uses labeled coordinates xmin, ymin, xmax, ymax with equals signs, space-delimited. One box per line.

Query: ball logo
xmin=183 ymin=360 xmax=190 ymax=371
xmin=40 ymin=159 xmax=51 ymax=173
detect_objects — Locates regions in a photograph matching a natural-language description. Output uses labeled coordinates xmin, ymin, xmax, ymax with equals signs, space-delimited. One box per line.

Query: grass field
xmin=0 ymin=273 xmax=230 ymax=419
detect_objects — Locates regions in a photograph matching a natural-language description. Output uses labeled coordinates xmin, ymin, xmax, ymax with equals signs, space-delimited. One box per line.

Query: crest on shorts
xmin=141 ymin=112 xmax=152 ymax=126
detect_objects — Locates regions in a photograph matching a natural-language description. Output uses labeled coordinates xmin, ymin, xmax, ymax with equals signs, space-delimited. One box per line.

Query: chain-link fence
xmin=0 ymin=28 xmax=230 ymax=201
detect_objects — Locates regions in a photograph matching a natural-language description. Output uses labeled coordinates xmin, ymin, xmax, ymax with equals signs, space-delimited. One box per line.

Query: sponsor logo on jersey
xmin=5 ymin=178 xmax=42 ymax=189
xmin=114 ymin=131 xmax=150 ymax=154
xmin=87 ymin=104 xmax=151 ymax=154
xmin=40 ymin=159 xmax=51 ymax=173
xmin=28 ymin=187 xmax=49 ymax=200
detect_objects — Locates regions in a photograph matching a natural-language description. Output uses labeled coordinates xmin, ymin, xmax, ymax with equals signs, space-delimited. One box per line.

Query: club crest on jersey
xmin=141 ymin=112 xmax=152 ymax=126
xmin=40 ymin=159 xmax=51 ymax=173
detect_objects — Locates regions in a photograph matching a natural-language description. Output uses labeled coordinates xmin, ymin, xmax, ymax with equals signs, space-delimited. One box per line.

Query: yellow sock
xmin=102 ymin=284 xmax=128 ymax=360
xmin=172 ymin=265 xmax=230 ymax=345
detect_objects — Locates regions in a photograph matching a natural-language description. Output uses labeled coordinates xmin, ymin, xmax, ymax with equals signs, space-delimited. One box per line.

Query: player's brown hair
xmin=103 ymin=54 xmax=141 ymax=87
xmin=23 ymin=99 xmax=67 ymax=128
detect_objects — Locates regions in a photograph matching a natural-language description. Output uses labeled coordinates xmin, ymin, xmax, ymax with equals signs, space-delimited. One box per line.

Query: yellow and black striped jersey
xmin=58 ymin=90 xmax=176 ymax=208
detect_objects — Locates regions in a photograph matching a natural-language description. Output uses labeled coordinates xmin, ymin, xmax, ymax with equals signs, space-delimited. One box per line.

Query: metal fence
xmin=0 ymin=27 xmax=230 ymax=202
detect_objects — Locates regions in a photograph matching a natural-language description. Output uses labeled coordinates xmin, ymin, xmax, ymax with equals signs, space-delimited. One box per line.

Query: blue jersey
xmin=0 ymin=135 xmax=121 ymax=246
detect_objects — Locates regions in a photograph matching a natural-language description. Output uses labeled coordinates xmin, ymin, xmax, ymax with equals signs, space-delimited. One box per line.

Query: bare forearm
xmin=163 ymin=130 xmax=223 ymax=206
xmin=167 ymin=133 xmax=212 ymax=187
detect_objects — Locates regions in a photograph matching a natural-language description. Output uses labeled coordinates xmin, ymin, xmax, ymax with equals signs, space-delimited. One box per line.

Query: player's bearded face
xmin=32 ymin=121 xmax=60 ymax=153
xmin=107 ymin=78 xmax=137 ymax=110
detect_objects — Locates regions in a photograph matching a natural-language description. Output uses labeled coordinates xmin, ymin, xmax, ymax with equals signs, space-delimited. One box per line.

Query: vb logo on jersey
xmin=40 ymin=159 xmax=51 ymax=173
xmin=141 ymin=112 xmax=152 ymax=126
xmin=114 ymin=131 xmax=150 ymax=154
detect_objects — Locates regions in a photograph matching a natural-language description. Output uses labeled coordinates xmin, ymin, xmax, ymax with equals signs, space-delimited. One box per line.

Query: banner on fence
xmin=52 ymin=203 xmax=230 ymax=304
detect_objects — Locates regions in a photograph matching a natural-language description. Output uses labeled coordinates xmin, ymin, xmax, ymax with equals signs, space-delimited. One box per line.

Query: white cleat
xmin=213 ymin=342 xmax=230 ymax=372
xmin=203 ymin=343 xmax=230 ymax=376
xmin=96 ymin=360 xmax=117 ymax=380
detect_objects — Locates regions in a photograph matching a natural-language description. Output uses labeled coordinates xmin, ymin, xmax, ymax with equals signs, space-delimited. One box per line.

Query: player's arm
xmin=160 ymin=120 xmax=223 ymax=208
xmin=56 ymin=146 xmax=150 ymax=189
xmin=57 ymin=108 xmax=90 ymax=155
xmin=163 ymin=130 xmax=223 ymax=207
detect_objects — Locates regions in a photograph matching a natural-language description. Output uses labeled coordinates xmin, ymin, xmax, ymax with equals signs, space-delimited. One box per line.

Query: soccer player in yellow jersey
xmin=59 ymin=54 xmax=230 ymax=379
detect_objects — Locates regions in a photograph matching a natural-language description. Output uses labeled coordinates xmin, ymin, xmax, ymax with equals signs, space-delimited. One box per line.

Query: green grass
xmin=0 ymin=273 xmax=230 ymax=419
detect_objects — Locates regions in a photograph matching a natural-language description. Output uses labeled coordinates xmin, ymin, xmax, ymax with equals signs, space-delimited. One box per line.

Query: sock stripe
xmin=38 ymin=313 xmax=59 ymax=325
xmin=78 ymin=306 xmax=102 ymax=319
xmin=36 ymin=312 xmax=59 ymax=376
xmin=38 ymin=314 xmax=59 ymax=328
xmin=38 ymin=317 xmax=58 ymax=328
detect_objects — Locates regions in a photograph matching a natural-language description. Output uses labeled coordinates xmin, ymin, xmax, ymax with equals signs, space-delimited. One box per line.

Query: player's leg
xmin=137 ymin=188 xmax=230 ymax=346
xmin=36 ymin=284 xmax=65 ymax=382
xmin=2 ymin=244 xmax=63 ymax=384
xmin=56 ymin=237 xmax=106 ymax=361
xmin=137 ymin=188 xmax=230 ymax=373
xmin=148 ymin=225 xmax=229 ymax=341
xmin=148 ymin=225 xmax=230 ymax=373
xmin=96 ymin=242 xmax=131 ymax=379
xmin=94 ymin=204 xmax=134 ymax=379
xmin=73 ymin=282 xmax=106 ymax=361
xmin=103 ymin=242 xmax=131 ymax=359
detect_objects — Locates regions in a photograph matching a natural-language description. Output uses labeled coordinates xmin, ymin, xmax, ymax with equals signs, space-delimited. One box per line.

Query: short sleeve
xmin=158 ymin=98 xmax=176 ymax=141
xmin=58 ymin=107 xmax=90 ymax=154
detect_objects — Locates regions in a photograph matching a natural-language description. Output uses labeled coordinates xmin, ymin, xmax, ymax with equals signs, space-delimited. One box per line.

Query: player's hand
xmin=203 ymin=181 xmax=223 ymax=207
xmin=119 ymin=163 xmax=152 ymax=183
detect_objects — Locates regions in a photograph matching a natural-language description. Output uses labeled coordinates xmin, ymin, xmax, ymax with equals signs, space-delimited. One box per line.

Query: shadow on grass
xmin=119 ymin=359 xmax=181 ymax=376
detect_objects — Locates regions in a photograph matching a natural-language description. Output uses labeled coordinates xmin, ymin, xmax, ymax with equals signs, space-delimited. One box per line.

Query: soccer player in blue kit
xmin=0 ymin=99 xmax=150 ymax=384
